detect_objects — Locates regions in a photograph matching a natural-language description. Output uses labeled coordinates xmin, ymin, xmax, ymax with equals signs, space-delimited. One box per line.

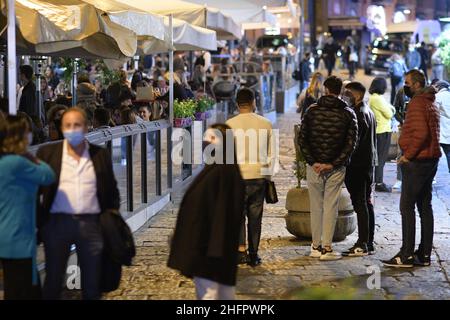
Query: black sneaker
xmin=367 ymin=243 xmax=376 ymax=255
xmin=382 ymin=253 xmax=414 ymax=268
xmin=248 ymin=254 xmax=262 ymax=267
xmin=237 ymin=251 xmax=249 ymax=265
xmin=342 ymin=244 xmax=368 ymax=257
xmin=413 ymin=251 xmax=431 ymax=266
xmin=375 ymin=183 xmax=392 ymax=193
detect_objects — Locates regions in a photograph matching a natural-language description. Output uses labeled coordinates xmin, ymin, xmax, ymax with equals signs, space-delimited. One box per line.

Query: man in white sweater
xmin=226 ymin=88 xmax=274 ymax=267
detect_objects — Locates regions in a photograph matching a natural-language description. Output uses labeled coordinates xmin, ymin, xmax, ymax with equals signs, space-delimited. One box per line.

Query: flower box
xmin=174 ymin=117 xmax=193 ymax=128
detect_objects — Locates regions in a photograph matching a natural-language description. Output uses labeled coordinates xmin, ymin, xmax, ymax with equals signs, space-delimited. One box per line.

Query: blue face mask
xmin=63 ymin=129 xmax=85 ymax=147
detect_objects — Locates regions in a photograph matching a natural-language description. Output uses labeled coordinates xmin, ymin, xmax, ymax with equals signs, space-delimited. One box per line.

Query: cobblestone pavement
xmin=103 ymin=70 xmax=450 ymax=300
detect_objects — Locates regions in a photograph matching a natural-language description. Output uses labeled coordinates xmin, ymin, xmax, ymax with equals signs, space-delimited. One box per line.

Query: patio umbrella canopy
xmin=0 ymin=0 xmax=138 ymax=59
xmin=115 ymin=0 xmax=241 ymax=40
xmin=186 ymin=0 xmax=277 ymax=30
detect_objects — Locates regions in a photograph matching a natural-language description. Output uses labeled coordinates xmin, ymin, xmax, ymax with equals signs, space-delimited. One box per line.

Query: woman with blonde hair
xmin=0 ymin=115 xmax=55 ymax=299
xmin=297 ymin=72 xmax=324 ymax=117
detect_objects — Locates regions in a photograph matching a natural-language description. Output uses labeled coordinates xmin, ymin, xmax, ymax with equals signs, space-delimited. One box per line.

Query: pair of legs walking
xmin=306 ymin=165 xmax=346 ymax=259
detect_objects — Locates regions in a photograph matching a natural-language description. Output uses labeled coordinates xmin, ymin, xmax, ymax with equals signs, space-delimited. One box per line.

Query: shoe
xmin=432 ymin=178 xmax=437 ymax=185
xmin=342 ymin=244 xmax=368 ymax=257
xmin=121 ymin=159 xmax=127 ymax=166
xmin=237 ymin=251 xmax=249 ymax=265
xmin=319 ymin=248 xmax=342 ymax=261
xmin=248 ymin=254 xmax=262 ymax=267
xmin=367 ymin=243 xmax=376 ymax=255
xmin=382 ymin=253 xmax=414 ymax=268
xmin=413 ymin=250 xmax=431 ymax=266
xmin=392 ymin=180 xmax=402 ymax=190
xmin=375 ymin=183 xmax=392 ymax=193
xmin=309 ymin=244 xmax=322 ymax=258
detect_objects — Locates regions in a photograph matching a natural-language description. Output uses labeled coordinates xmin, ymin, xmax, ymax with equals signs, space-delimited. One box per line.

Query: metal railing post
xmin=7 ymin=0 xmax=17 ymax=115
xmin=155 ymin=130 xmax=162 ymax=196
xmin=141 ymin=132 xmax=147 ymax=204
xmin=126 ymin=135 xmax=133 ymax=212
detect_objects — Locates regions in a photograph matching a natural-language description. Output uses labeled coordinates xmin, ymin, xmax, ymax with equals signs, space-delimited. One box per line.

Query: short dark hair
xmin=405 ymin=69 xmax=426 ymax=88
xmin=19 ymin=65 xmax=33 ymax=80
xmin=119 ymin=89 xmax=134 ymax=103
xmin=323 ymin=76 xmax=343 ymax=95
xmin=93 ymin=108 xmax=111 ymax=127
xmin=236 ymin=88 xmax=255 ymax=107
xmin=369 ymin=77 xmax=387 ymax=95
xmin=345 ymin=81 xmax=366 ymax=96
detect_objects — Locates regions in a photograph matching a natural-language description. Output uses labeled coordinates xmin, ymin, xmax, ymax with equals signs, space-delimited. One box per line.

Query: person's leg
xmin=74 ymin=215 xmax=104 ymax=300
xmin=399 ymin=162 xmax=428 ymax=258
xmin=42 ymin=215 xmax=74 ymax=300
xmin=322 ymin=167 xmax=346 ymax=248
xmin=375 ymin=134 xmax=385 ymax=184
xmin=1 ymin=258 xmax=39 ymax=300
xmin=306 ymin=165 xmax=324 ymax=248
xmin=246 ymin=179 xmax=266 ymax=256
xmin=194 ymin=277 xmax=220 ymax=300
xmin=416 ymin=160 xmax=439 ymax=258
xmin=441 ymin=144 xmax=450 ymax=173
xmin=239 ymin=183 xmax=251 ymax=253
xmin=345 ymin=167 xmax=369 ymax=246
xmin=366 ymin=168 xmax=376 ymax=247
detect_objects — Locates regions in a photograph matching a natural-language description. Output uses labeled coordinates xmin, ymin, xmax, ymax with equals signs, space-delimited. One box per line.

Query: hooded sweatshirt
xmin=399 ymin=87 xmax=441 ymax=160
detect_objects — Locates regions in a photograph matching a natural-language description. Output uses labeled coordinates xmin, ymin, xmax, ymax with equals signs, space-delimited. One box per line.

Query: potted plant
xmin=284 ymin=125 xmax=356 ymax=242
xmin=195 ymin=96 xmax=215 ymax=120
xmin=174 ymin=99 xmax=196 ymax=127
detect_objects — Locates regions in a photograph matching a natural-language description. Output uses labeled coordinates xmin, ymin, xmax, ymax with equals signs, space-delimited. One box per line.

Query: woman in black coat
xmin=168 ymin=123 xmax=245 ymax=300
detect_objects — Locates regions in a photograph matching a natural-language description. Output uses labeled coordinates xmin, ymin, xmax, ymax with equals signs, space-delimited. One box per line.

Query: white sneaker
xmin=432 ymin=178 xmax=437 ymax=185
xmin=309 ymin=244 xmax=322 ymax=258
xmin=121 ymin=159 xmax=127 ymax=166
xmin=320 ymin=248 xmax=342 ymax=261
xmin=392 ymin=180 xmax=402 ymax=190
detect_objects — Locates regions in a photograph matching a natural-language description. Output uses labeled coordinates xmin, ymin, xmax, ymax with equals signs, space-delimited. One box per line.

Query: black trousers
xmin=390 ymin=76 xmax=403 ymax=104
xmin=400 ymin=159 xmax=439 ymax=258
xmin=325 ymin=58 xmax=336 ymax=76
xmin=0 ymin=258 xmax=41 ymax=300
xmin=345 ymin=166 xmax=375 ymax=246
xmin=239 ymin=179 xmax=266 ymax=255
xmin=42 ymin=214 xmax=104 ymax=300
xmin=375 ymin=132 xmax=392 ymax=184
xmin=441 ymin=144 xmax=450 ymax=173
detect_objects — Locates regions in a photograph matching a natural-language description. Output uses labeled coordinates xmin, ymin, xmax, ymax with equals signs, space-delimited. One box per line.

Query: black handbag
xmin=265 ymin=180 xmax=278 ymax=204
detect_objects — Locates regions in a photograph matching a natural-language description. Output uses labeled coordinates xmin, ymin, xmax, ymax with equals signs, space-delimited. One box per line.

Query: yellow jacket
xmin=369 ymin=94 xmax=395 ymax=134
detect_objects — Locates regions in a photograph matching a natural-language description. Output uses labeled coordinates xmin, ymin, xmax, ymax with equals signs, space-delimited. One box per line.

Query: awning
xmin=138 ymin=16 xmax=217 ymax=54
xmin=116 ymin=0 xmax=241 ymax=40
xmin=0 ymin=0 xmax=138 ymax=59
xmin=186 ymin=0 xmax=277 ymax=30
xmin=82 ymin=0 xmax=165 ymax=41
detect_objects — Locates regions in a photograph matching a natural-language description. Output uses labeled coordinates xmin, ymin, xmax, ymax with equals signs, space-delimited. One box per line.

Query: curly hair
xmin=0 ymin=115 xmax=30 ymax=155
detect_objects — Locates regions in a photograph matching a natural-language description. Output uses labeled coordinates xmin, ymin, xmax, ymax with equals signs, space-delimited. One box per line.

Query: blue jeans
xmin=239 ymin=179 xmax=266 ymax=255
xmin=400 ymin=159 xmax=438 ymax=258
xmin=42 ymin=214 xmax=104 ymax=300
xmin=441 ymin=144 xmax=450 ymax=173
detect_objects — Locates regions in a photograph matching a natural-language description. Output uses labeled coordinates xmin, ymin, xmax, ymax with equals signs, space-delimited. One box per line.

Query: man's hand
xmin=319 ymin=164 xmax=334 ymax=175
xmin=312 ymin=163 xmax=322 ymax=174
xmin=398 ymin=156 xmax=410 ymax=164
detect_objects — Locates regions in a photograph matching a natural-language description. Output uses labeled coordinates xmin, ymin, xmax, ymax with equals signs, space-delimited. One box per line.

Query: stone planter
xmin=285 ymin=187 xmax=356 ymax=242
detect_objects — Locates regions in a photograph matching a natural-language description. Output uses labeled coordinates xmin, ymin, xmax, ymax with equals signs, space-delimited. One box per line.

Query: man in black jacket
xmin=342 ymin=82 xmax=378 ymax=256
xmin=37 ymin=107 xmax=120 ymax=300
xmin=298 ymin=76 xmax=358 ymax=260
xmin=18 ymin=65 xmax=37 ymax=119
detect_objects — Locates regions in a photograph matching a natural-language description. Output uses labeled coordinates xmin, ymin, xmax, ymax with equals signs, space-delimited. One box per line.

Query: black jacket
xmin=167 ymin=164 xmax=245 ymax=286
xmin=36 ymin=142 xmax=120 ymax=231
xmin=298 ymin=95 xmax=358 ymax=168
xmin=348 ymin=102 xmax=377 ymax=168
xmin=18 ymin=81 xmax=37 ymax=118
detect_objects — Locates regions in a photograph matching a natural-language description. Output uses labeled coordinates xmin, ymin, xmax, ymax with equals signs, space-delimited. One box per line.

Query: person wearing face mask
xmin=382 ymin=69 xmax=441 ymax=268
xmin=168 ymin=123 xmax=245 ymax=300
xmin=36 ymin=107 xmax=120 ymax=299
xmin=0 ymin=115 xmax=55 ymax=300
xmin=341 ymin=82 xmax=378 ymax=257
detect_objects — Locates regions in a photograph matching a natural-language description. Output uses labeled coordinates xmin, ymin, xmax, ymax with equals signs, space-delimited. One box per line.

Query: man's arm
xmin=298 ymin=111 xmax=316 ymax=166
xmin=400 ymin=101 xmax=428 ymax=160
xmin=332 ymin=110 xmax=358 ymax=168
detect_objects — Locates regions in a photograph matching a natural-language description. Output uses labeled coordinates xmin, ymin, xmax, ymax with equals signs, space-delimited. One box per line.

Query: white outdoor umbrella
xmin=186 ymin=0 xmax=277 ymax=30
xmin=0 ymin=0 xmax=138 ymax=59
xmin=115 ymin=0 xmax=241 ymax=40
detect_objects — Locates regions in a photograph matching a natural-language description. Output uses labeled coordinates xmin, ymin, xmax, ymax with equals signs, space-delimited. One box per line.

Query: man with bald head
xmin=37 ymin=107 xmax=120 ymax=300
